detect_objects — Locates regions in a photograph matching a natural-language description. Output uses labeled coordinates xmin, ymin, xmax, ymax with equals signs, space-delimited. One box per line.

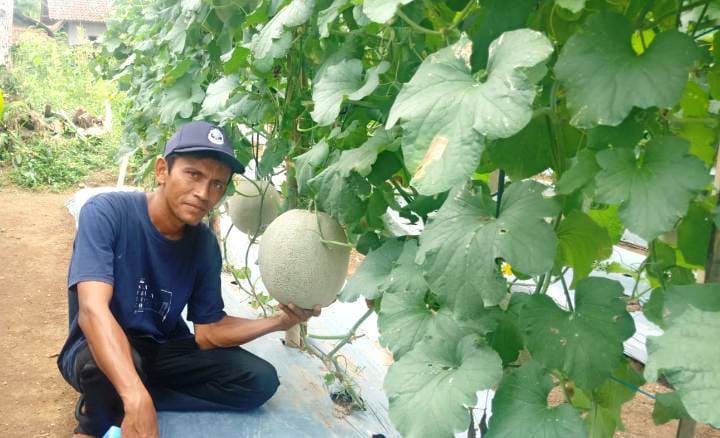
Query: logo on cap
xmin=208 ymin=128 xmax=224 ymax=145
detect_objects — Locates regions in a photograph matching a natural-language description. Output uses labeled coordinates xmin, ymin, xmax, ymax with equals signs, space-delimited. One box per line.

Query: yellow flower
xmin=501 ymin=262 xmax=513 ymax=277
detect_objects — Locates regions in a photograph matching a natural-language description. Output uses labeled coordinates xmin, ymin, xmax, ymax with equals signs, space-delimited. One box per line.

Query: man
xmin=57 ymin=121 xmax=320 ymax=437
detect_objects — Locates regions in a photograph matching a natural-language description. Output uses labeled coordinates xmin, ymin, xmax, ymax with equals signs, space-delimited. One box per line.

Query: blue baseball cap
xmin=164 ymin=121 xmax=245 ymax=174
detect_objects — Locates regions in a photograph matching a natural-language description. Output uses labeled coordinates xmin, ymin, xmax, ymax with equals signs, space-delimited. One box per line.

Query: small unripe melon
xmin=258 ymin=209 xmax=350 ymax=309
xmin=227 ymin=180 xmax=282 ymax=236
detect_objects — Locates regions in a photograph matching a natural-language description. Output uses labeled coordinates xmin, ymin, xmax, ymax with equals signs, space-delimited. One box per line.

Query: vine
xmin=98 ymin=0 xmax=720 ymax=436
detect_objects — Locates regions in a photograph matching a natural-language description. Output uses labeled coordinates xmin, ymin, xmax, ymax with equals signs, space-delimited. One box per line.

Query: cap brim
xmin=167 ymin=146 xmax=245 ymax=174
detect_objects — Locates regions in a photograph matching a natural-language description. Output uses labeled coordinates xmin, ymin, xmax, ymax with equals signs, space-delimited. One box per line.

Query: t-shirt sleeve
xmin=187 ymin=231 xmax=226 ymax=324
xmin=68 ymin=196 xmax=118 ymax=289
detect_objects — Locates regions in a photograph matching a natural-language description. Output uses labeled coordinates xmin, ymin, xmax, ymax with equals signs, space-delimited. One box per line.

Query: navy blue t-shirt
xmin=57 ymin=191 xmax=226 ymax=385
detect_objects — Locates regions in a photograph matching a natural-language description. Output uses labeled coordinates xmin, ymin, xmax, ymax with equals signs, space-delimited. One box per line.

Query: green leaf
xmin=645 ymin=283 xmax=720 ymax=428
xmin=386 ymin=31 xmax=553 ymax=194
xmin=575 ymin=360 xmax=645 ymax=438
xmin=653 ymin=392 xmax=690 ymax=425
xmin=556 ymin=149 xmax=600 ymax=195
xmin=308 ymin=130 xmax=398 ymax=226
xmin=679 ymin=80 xmax=709 ymax=118
xmin=339 ymin=238 xmax=404 ymax=302
xmin=200 ymin=75 xmax=239 ymax=116
xmin=676 ymin=121 xmax=717 ymax=166
xmin=556 ymin=211 xmax=613 ymax=287
xmin=384 ymin=333 xmax=502 ymax=438
xmin=181 ymin=0 xmax=202 ymax=13
xmin=486 ymin=360 xmax=587 ymax=438
xmin=249 ymin=0 xmax=315 ymax=64
xmin=521 ymin=277 xmax=635 ymax=390
xmin=378 ymin=240 xmax=459 ymax=358
xmin=222 ymin=46 xmax=251 ymax=74
xmin=588 ymin=205 xmax=624 ymax=245
xmin=417 ymin=181 xmax=559 ymax=310
xmin=159 ymin=76 xmax=205 ymax=124
xmin=555 ymin=12 xmax=700 ymax=128
xmin=294 ymin=140 xmax=329 ymax=195
xmin=311 ymin=60 xmax=390 ymax=126
xmin=318 ymin=0 xmax=351 ymax=38
xmin=309 ymin=169 xmax=370 ymax=226
xmin=487 ymin=116 xmax=554 ymax=181
xmin=556 ymin=0 xmax=585 ymax=13
xmin=677 ymin=202 xmax=712 ymax=267
xmin=363 ymin=0 xmax=415 ymax=23
xmin=594 ymin=136 xmax=710 ymax=241
xmin=461 ymin=0 xmax=537 ymax=71
xmin=486 ymin=295 xmax=527 ymax=365
xmin=258 ymin=138 xmax=289 ymax=177
xmin=586 ymin=113 xmax=645 ymax=150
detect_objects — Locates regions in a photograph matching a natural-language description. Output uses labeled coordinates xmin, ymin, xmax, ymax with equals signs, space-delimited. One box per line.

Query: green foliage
xmin=100 ymin=0 xmax=720 ymax=435
xmin=0 ymin=31 xmax=123 ymax=189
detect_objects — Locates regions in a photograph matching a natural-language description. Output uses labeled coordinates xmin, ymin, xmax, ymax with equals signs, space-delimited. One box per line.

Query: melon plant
xmin=258 ymin=209 xmax=350 ymax=309
xmin=102 ymin=0 xmax=720 ymax=436
xmin=226 ymin=179 xmax=282 ymax=236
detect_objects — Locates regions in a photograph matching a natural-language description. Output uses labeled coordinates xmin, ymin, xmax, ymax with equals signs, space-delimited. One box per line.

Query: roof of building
xmin=45 ymin=0 xmax=111 ymax=23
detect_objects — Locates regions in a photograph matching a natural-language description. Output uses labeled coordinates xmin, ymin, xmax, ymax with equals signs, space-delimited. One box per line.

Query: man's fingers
xmin=312 ymin=304 xmax=321 ymax=317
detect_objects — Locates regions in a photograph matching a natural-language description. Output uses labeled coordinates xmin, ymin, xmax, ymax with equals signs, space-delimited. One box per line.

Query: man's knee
xmin=226 ymin=353 xmax=280 ymax=409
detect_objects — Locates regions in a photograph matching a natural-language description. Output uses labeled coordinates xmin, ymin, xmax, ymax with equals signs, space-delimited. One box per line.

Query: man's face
xmin=157 ymin=155 xmax=232 ymax=226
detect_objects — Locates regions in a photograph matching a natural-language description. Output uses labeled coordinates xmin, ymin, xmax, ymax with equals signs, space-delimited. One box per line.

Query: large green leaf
xmin=339 ymin=238 xmax=404 ymax=302
xmin=311 ymin=60 xmax=390 ymax=126
xmin=645 ymin=283 xmax=720 ymax=428
xmin=417 ymin=181 xmax=559 ymax=310
xmin=486 ymin=360 xmax=587 ymax=438
xmin=294 ymin=140 xmax=329 ymax=195
xmin=487 ymin=116 xmax=554 ymax=181
xmin=249 ymin=0 xmax=314 ymax=65
xmin=378 ymin=240 xmax=454 ymax=358
xmin=363 ymin=0 xmax=415 ymax=23
xmin=556 ymin=149 xmax=600 ymax=195
xmin=461 ymin=0 xmax=537 ymax=71
xmin=386 ymin=31 xmax=553 ymax=194
xmin=384 ymin=333 xmax=502 ymax=438
xmin=199 ymin=75 xmax=239 ymax=116
xmin=677 ymin=202 xmax=712 ymax=267
xmin=521 ymin=277 xmax=635 ymax=390
xmin=308 ymin=130 xmax=398 ymax=225
xmin=594 ymin=136 xmax=710 ymax=241
xmin=159 ymin=76 xmax=205 ymax=124
xmin=556 ymin=211 xmax=613 ymax=287
xmin=555 ymin=12 xmax=699 ymax=128
xmin=652 ymin=392 xmax=690 ymax=425
xmin=572 ymin=360 xmax=645 ymax=438
xmin=317 ymin=0 xmax=351 ymax=38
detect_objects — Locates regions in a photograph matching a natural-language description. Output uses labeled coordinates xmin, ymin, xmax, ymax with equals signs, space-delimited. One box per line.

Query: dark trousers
xmin=74 ymin=336 xmax=280 ymax=436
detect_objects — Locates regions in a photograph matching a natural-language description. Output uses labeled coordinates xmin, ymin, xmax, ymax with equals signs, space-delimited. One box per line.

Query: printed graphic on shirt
xmin=134 ymin=278 xmax=172 ymax=322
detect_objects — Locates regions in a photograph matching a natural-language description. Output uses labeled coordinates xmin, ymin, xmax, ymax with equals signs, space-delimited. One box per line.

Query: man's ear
xmin=155 ymin=155 xmax=169 ymax=185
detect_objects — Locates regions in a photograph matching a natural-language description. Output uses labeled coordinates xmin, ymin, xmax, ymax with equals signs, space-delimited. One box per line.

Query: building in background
xmin=41 ymin=0 xmax=110 ymax=45
xmin=0 ymin=0 xmax=13 ymax=65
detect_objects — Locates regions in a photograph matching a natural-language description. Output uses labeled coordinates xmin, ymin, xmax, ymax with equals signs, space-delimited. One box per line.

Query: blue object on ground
xmin=103 ymin=425 xmax=121 ymax=438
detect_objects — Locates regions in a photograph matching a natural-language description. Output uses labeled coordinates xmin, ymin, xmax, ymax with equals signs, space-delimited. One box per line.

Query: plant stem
xmin=320 ymin=239 xmax=355 ymax=248
xmin=327 ymin=308 xmax=374 ymax=358
xmin=450 ymin=0 xmax=477 ymax=29
xmin=396 ymin=9 xmax=444 ymax=35
xmin=691 ymin=1 xmax=710 ymax=37
xmin=559 ymin=273 xmax=574 ymax=312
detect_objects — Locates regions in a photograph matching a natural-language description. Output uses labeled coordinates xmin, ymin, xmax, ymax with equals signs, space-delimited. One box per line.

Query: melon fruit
xmin=226 ymin=180 xmax=282 ymax=236
xmin=258 ymin=209 xmax=350 ymax=309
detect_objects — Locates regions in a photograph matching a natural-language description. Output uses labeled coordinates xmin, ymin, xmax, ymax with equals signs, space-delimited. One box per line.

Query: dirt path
xmin=0 ymin=186 xmax=717 ymax=438
xmin=0 ymin=188 xmax=77 ymax=436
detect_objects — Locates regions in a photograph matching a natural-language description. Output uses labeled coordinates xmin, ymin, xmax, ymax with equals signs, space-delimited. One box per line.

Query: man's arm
xmin=194 ymin=303 xmax=320 ymax=350
xmin=77 ymin=281 xmax=158 ymax=438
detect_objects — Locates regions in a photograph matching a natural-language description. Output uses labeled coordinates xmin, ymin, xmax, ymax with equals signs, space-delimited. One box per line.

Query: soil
xmin=0 ymin=185 xmax=718 ymax=438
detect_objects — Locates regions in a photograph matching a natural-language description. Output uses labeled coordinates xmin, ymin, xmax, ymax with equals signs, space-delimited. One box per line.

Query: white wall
xmin=67 ymin=21 xmax=107 ymax=45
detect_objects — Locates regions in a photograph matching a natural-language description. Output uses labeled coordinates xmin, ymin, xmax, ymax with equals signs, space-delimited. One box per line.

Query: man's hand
xmin=120 ymin=390 xmax=159 ymax=438
xmin=276 ymin=303 xmax=321 ymax=330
